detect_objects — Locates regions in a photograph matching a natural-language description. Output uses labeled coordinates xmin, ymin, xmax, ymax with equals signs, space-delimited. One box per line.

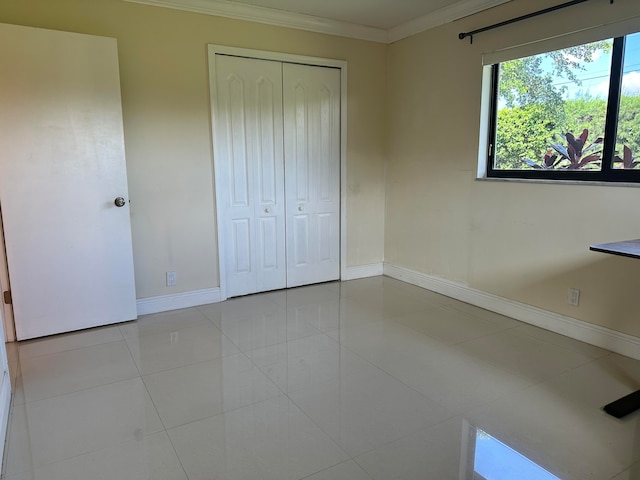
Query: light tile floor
xmin=2 ymin=276 xmax=640 ymax=479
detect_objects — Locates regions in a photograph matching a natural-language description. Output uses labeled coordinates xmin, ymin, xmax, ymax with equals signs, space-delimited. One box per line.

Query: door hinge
xmin=3 ymin=291 xmax=11 ymax=305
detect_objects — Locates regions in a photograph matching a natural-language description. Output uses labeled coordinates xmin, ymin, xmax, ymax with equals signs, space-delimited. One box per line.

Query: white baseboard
xmin=384 ymin=263 xmax=640 ymax=361
xmin=342 ymin=263 xmax=384 ymax=281
xmin=135 ymin=265 xmax=382 ymax=316
xmin=136 ymin=287 xmax=221 ymax=316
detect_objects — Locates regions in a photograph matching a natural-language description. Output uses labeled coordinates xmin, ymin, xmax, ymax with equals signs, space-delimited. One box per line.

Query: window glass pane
xmin=614 ymin=32 xmax=640 ymax=170
xmin=494 ymin=39 xmax=613 ymax=171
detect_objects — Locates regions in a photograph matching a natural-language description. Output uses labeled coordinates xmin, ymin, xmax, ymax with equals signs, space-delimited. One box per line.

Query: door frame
xmin=207 ymin=45 xmax=348 ymax=301
xmin=0 ymin=209 xmax=15 ymax=343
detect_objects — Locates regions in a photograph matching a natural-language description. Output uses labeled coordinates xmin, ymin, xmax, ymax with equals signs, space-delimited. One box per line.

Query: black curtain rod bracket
xmin=459 ymin=0 xmax=614 ymax=44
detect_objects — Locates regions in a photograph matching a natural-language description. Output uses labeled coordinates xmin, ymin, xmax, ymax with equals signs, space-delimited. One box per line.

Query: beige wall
xmin=3 ymin=0 xmax=640 ymax=340
xmin=0 ymin=0 xmax=387 ymax=298
xmin=386 ymin=0 xmax=640 ymax=337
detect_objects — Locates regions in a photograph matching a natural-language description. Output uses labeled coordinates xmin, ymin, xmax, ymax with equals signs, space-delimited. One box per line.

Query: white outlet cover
xmin=568 ymin=288 xmax=580 ymax=306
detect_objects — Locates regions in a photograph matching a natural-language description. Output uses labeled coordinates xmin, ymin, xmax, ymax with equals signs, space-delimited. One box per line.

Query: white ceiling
xmin=124 ymin=0 xmax=513 ymax=43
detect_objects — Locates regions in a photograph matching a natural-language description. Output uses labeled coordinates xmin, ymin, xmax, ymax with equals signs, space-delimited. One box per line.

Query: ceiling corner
xmin=388 ymin=0 xmax=513 ymax=43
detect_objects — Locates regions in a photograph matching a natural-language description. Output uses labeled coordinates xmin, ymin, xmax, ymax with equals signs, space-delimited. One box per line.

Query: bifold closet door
xmin=214 ymin=55 xmax=287 ymax=297
xmin=283 ymin=63 xmax=341 ymax=288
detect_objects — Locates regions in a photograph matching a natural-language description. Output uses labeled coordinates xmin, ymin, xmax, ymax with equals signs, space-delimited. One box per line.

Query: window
xmin=487 ymin=31 xmax=640 ymax=182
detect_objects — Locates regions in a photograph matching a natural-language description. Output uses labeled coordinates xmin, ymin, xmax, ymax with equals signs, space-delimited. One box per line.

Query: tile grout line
xmin=297 ymin=459 xmax=376 ymax=480
xmin=16 ymin=333 xmax=126 ymax=362
xmin=120 ymin=327 xmax=191 ymax=479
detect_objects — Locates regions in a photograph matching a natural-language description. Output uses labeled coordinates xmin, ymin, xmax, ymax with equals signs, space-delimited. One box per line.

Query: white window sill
xmin=475 ymin=176 xmax=640 ymax=188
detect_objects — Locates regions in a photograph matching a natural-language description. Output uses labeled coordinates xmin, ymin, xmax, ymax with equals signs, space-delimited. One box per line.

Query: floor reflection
xmin=463 ymin=420 xmax=561 ymax=480
xmin=2 ymin=277 xmax=640 ymax=480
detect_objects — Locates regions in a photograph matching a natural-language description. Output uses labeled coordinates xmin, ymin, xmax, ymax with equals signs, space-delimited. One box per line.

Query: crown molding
xmin=387 ymin=0 xmax=512 ymax=43
xmin=123 ymin=0 xmax=513 ymax=44
xmin=123 ymin=0 xmax=390 ymax=43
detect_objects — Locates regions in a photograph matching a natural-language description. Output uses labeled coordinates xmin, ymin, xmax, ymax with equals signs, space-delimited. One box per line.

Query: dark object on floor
xmin=604 ymin=390 xmax=640 ymax=418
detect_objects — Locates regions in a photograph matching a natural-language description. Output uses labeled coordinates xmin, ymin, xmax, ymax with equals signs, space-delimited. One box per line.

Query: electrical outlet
xmin=567 ymin=288 xmax=580 ymax=307
xmin=166 ymin=271 xmax=177 ymax=287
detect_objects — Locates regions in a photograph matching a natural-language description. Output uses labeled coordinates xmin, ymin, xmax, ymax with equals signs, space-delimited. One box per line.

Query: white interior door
xmin=214 ymin=55 xmax=287 ymax=298
xmin=283 ymin=64 xmax=341 ymax=288
xmin=0 ymin=24 xmax=137 ymax=340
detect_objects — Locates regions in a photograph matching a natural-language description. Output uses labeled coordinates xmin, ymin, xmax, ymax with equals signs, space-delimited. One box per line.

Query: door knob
xmin=264 ymin=208 xmax=271 ymax=213
xmin=114 ymin=197 xmax=126 ymax=207
xmin=298 ymin=205 xmax=303 ymax=211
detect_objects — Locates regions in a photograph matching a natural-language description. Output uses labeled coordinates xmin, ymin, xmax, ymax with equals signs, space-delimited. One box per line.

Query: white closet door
xmin=214 ymin=55 xmax=287 ymax=297
xmin=283 ymin=64 xmax=341 ymax=287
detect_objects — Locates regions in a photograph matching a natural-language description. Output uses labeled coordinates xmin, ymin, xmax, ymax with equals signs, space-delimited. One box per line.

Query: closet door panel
xmin=214 ymin=55 xmax=286 ymax=297
xmin=283 ymin=64 xmax=341 ymax=287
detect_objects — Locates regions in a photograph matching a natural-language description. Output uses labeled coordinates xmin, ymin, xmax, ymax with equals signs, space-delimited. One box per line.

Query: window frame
xmin=486 ymin=34 xmax=640 ymax=183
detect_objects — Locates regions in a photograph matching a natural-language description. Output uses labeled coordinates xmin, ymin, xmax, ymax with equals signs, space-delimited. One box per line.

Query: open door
xmin=0 ymin=23 xmax=137 ymax=340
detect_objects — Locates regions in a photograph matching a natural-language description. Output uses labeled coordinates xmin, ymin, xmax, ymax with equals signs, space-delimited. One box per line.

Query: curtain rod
xmin=459 ymin=0 xmax=614 ymax=44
